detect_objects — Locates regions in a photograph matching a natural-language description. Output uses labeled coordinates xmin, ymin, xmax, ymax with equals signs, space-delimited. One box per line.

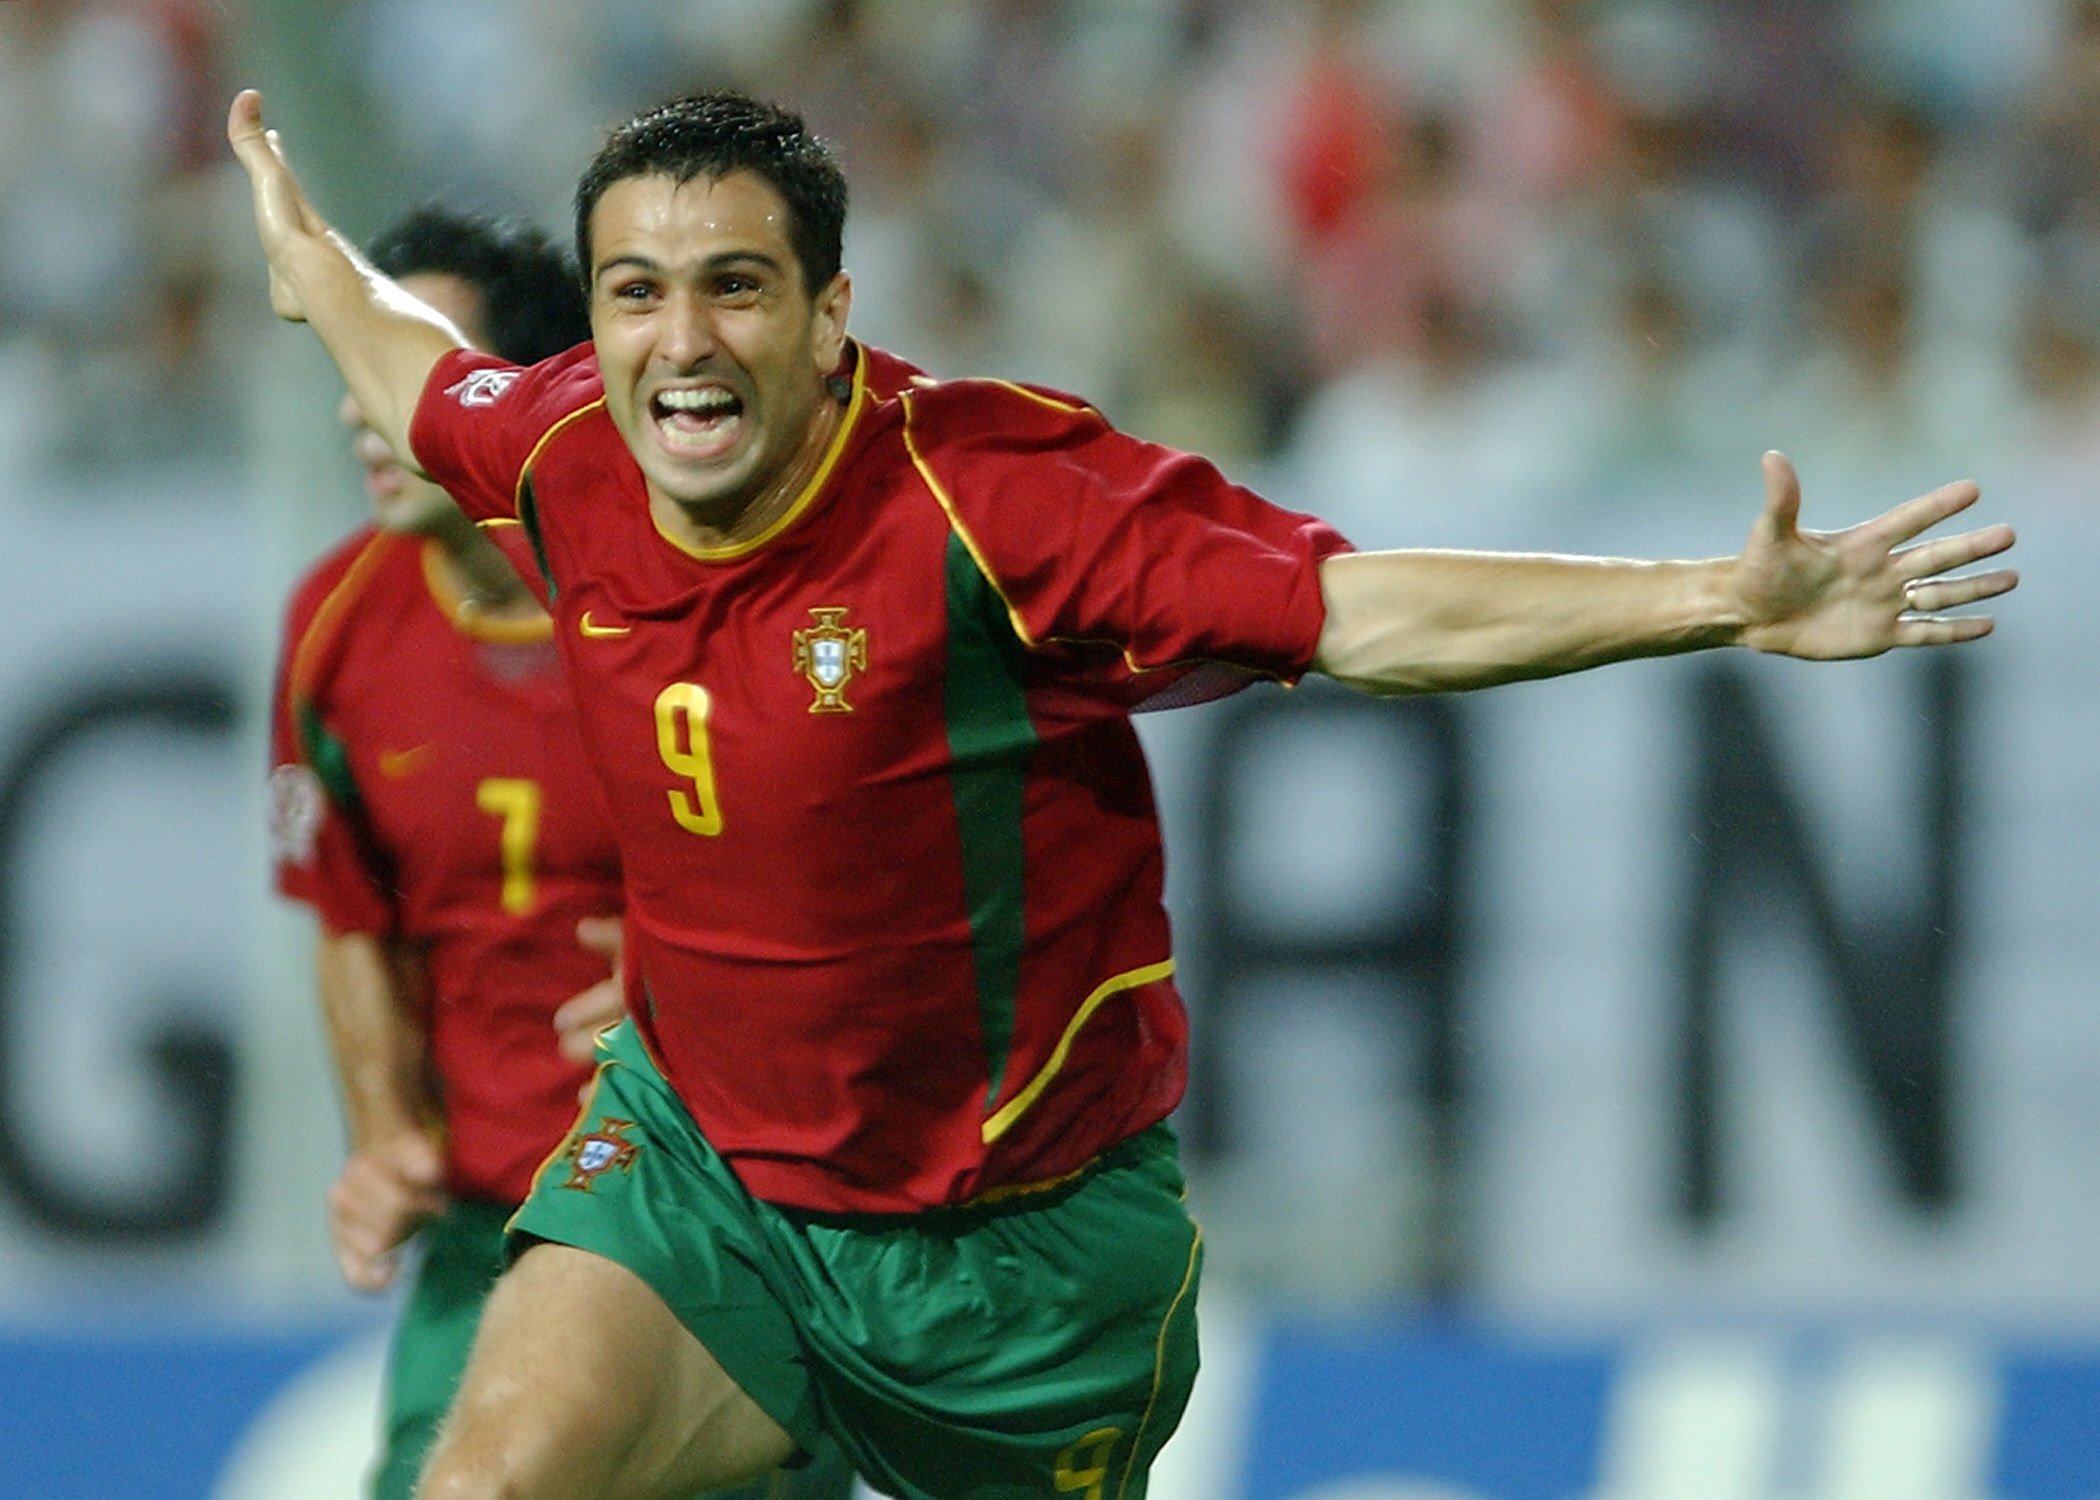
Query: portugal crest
xmin=792 ymin=607 xmax=868 ymax=713
xmin=557 ymin=1117 xmax=640 ymax=1192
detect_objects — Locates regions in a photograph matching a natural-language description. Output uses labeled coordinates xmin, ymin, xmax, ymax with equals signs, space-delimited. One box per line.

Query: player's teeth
xmin=659 ymin=390 xmax=732 ymax=413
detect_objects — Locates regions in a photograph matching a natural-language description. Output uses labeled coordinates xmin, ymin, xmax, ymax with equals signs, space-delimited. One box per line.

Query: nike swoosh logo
xmin=379 ymin=745 xmax=432 ymax=778
xmin=578 ymin=611 xmax=632 ymax=638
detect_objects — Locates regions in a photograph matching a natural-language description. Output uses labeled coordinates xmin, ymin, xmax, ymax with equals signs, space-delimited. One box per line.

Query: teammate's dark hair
xmin=365 ymin=205 xmax=589 ymax=366
xmin=574 ymin=92 xmax=847 ymax=300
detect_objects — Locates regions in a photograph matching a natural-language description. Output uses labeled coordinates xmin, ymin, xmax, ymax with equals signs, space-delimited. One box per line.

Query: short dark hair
xmin=365 ymin=205 xmax=589 ymax=366
xmin=573 ymin=92 xmax=847 ymax=300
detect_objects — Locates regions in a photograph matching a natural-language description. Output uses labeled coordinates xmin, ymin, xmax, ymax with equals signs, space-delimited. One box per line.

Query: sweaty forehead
xmin=588 ymin=171 xmax=793 ymax=275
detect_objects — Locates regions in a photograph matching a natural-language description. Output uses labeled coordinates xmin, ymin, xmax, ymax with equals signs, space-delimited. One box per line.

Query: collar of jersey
xmin=420 ymin=539 xmax=554 ymax=643
xmin=648 ymin=344 xmax=869 ymax=563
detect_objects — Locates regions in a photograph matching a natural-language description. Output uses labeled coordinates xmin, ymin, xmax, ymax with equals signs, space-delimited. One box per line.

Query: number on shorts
xmin=1053 ymin=1427 xmax=1122 ymax=1500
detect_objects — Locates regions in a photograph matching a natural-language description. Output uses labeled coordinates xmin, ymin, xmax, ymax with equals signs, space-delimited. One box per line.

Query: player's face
xmin=588 ymin=171 xmax=849 ymax=528
xmin=343 ymin=272 xmax=485 ymax=535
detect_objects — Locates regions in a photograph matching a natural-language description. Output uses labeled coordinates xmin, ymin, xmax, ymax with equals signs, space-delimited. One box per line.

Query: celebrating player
xmin=267 ymin=203 xmax=854 ymax=1500
xmin=235 ymin=88 xmax=2015 ymax=1500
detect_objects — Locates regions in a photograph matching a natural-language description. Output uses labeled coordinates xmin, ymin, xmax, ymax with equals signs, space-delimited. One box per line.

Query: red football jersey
xmin=270 ymin=529 xmax=624 ymax=1203
xmin=411 ymin=341 xmax=1351 ymax=1213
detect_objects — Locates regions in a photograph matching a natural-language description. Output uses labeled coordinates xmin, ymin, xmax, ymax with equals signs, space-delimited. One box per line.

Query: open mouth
xmin=651 ymin=386 xmax=745 ymax=456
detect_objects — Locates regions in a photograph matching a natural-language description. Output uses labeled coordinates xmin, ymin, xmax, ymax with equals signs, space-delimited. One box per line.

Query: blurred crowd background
xmin=2 ymin=0 xmax=2097 ymax=507
xmin=5 ymin=0 xmax=2098 ymax=1299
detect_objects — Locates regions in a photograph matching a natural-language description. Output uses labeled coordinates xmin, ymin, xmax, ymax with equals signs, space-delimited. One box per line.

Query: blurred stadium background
xmin=4 ymin=1 xmax=2100 ymax=1496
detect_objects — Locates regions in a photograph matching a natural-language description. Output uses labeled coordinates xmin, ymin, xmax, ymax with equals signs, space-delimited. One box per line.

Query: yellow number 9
xmin=654 ymin=682 xmax=723 ymax=836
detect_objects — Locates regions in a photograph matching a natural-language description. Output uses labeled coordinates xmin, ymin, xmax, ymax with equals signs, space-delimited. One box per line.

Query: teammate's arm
xmin=1313 ymin=451 xmax=2017 ymax=694
xmin=228 ymin=89 xmax=462 ymax=472
xmin=315 ymin=929 xmax=447 ymax=1292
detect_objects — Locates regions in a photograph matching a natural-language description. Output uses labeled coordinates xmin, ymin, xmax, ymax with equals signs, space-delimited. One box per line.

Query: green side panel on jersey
xmin=516 ymin=471 xmax=558 ymax=602
xmin=942 ymin=533 xmax=1038 ymax=1105
xmin=296 ymin=701 xmax=362 ymax=812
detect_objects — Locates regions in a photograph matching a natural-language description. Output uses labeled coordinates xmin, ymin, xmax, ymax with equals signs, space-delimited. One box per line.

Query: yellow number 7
xmin=654 ymin=683 xmax=724 ymax=836
xmin=475 ymin=778 xmax=541 ymax=914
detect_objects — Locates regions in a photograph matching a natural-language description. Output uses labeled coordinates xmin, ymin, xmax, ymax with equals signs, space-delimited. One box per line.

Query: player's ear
xmin=810 ymin=270 xmax=850 ymax=371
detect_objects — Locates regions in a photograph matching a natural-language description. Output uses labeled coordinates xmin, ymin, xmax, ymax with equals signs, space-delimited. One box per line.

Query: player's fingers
xmin=226 ymin=89 xmax=263 ymax=149
xmin=336 ymin=1242 xmax=398 ymax=1294
xmin=1903 ymin=567 xmax=2019 ymax=614
xmin=1893 ymin=523 xmax=2017 ymax=582
xmin=326 ymin=1200 xmax=397 ymax=1291
xmin=555 ymin=981 xmax=623 ymax=1065
xmin=226 ymin=89 xmax=283 ymax=182
xmin=1756 ymin=451 xmax=1802 ymax=539
xmin=554 ymin=979 xmax=623 ymax=1031
xmin=575 ymin=913 xmax=623 ymax=961
xmin=1893 ymin=612 xmax=1997 ymax=647
xmin=393 ymin=1132 xmax=447 ymax=1188
xmin=1858 ymin=478 xmax=1984 ymax=549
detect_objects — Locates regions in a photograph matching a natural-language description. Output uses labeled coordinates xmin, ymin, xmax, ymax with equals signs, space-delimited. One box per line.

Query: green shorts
xmin=373 ymin=1190 xmax=856 ymax=1500
xmin=511 ymin=1021 xmax=1204 ymax=1500
xmin=373 ymin=1198 xmax=511 ymax=1500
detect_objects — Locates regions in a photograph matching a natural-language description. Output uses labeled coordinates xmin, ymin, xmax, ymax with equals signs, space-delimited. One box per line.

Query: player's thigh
xmin=421 ymin=1240 xmax=796 ymax=1500
xmin=374 ymin=1201 xmax=509 ymax=1500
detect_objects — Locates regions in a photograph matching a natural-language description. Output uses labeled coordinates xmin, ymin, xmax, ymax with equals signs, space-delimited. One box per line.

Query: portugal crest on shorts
xmin=792 ymin=607 xmax=868 ymax=713
xmin=558 ymin=1117 xmax=640 ymax=1192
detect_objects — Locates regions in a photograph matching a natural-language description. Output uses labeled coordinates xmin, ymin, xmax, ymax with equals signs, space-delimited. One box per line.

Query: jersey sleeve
xmin=268 ymin=560 xmax=397 ymax=938
xmin=906 ymin=380 xmax=1353 ymax=683
xmin=408 ymin=345 xmax=599 ymax=527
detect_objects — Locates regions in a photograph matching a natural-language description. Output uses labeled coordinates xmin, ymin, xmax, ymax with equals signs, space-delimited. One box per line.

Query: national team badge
xmin=267 ymin=763 xmax=325 ymax=864
xmin=557 ymin=1117 xmax=640 ymax=1192
xmin=792 ymin=607 xmax=868 ymax=713
xmin=443 ymin=368 xmax=520 ymax=407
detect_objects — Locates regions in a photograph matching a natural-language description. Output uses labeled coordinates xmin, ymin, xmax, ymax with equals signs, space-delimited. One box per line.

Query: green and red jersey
xmin=270 ymin=528 xmax=623 ymax=1203
xmin=410 ymin=341 xmax=1350 ymax=1214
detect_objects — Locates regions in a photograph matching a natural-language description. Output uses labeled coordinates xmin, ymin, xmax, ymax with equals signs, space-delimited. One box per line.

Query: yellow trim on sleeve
xmin=980 ymin=958 xmax=1177 ymax=1144
xmin=903 ymin=384 xmax=1296 ymax=686
xmin=511 ymin=398 xmax=607 ymax=520
xmin=900 ymin=389 xmax=1041 ymax=649
xmin=985 ymin=379 xmax=1092 ymax=416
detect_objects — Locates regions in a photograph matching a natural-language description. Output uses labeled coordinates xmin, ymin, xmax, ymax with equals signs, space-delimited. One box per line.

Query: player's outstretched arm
xmin=1312 ymin=451 xmax=2017 ymax=695
xmin=228 ymin=88 xmax=464 ymax=471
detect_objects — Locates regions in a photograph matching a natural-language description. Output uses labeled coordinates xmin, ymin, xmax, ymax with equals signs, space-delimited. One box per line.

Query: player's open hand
xmin=554 ymin=915 xmax=626 ymax=1068
xmin=327 ymin=1127 xmax=447 ymax=1293
xmin=1733 ymin=452 xmax=2017 ymax=659
xmin=227 ymin=88 xmax=324 ymax=323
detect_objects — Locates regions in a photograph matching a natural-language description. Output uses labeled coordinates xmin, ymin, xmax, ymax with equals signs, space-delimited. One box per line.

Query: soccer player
xmin=232 ymin=88 xmax=2016 ymax=1500
xmin=267 ymin=204 xmax=855 ymax=1500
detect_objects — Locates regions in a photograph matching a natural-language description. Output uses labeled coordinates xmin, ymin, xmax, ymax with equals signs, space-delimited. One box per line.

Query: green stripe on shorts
xmin=512 ymin=1022 xmax=1203 ymax=1500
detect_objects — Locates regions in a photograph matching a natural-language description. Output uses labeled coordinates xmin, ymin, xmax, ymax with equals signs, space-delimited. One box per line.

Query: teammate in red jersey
xmin=233 ymin=89 xmax=2016 ymax=1500
xmin=268 ymin=205 xmax=855 ymax=1500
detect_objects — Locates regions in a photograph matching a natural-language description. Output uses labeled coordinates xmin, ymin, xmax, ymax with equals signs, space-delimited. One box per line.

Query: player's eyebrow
xmin=593 ymin=250 xmax=786 ymax=286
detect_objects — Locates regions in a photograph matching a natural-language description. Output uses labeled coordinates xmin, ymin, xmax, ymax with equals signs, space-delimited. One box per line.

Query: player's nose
xmin=656 ymin=289 xmax=718 ymax=369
